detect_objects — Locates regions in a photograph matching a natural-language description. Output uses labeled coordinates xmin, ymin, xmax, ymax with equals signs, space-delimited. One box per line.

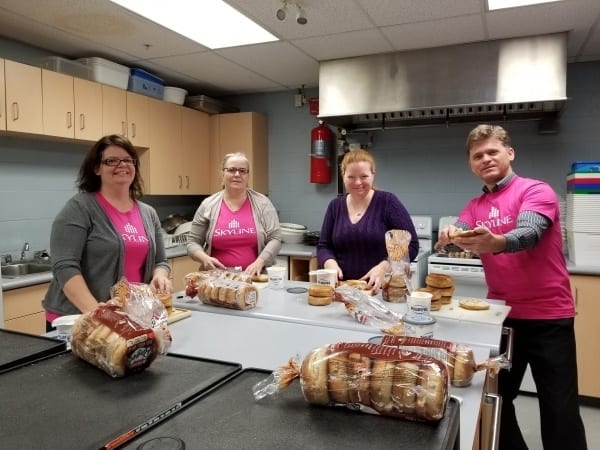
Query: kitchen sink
xmin=1 ymin=261 xmax=52 ymax=278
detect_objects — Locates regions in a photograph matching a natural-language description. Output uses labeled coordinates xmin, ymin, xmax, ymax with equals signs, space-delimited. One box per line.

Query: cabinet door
xmin=127 ymin=91 xmax=150 ymax=148
xmin=171 ymin=256 xmax=200 ymax=292
xmin=3 ymin=282 xmax=49 ymax=335
xmin=74 ymin=78 xmax=102 ymax=141
xmin=102 ymin=84 xmax=127 ymax=137
xmin=209 ymin=112 xmax=269 ymax=193
xmin=42 ymin=69 xmax=75 ymax=138
xmin=4 ymin=60 xmax=43 ymax=134
xmin=570 ymin=275 xmax=600 ymax=398
xmin=181 ymin=107 xmax=210 ymax=194
xmin=142 ymin=99 xmax=182 ymax=194
xmin=0 ymin=59 xmax=5 ymax=131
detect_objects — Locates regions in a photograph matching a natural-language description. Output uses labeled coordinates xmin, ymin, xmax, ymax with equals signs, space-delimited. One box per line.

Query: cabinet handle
xmin=131 ymin=122 xmax=136 ymax=138
xmin=12 ymin=102 xmax=19 ymax=121
xmin=122 ymin=121 xmax=127 ymax=136
xmin=501 ymin=326 xmax=514 ymax=362
xmin=186 ymin=175 xmax=190 ymax=189
xmin=179 ymin=175 xmax=183 ymax=189
xmin=79 ymin=113 xmax=85 ymax=130
xmin=483 ymin=393 xmax=502 ymax=450
xmin=67 ymin=112 xmax=72 ymax=129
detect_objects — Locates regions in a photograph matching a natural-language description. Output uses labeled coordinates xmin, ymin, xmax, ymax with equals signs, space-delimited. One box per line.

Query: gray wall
xmin=1 ymin=33 xmax=599 ymax=259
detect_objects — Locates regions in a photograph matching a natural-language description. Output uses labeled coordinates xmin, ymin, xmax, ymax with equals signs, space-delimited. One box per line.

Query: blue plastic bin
xmin=128 ymin=68 xmax=164 ymax=99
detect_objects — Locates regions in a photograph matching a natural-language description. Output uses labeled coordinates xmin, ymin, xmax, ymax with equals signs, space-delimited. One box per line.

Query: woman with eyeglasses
xmin=42 ymin=135 xmax=171 ymax=330
xmin=187 ymin=152 xmax=281 ymax=276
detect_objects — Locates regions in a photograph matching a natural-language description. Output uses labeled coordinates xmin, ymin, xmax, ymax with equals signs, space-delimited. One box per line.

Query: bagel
xmin=387 ymin=274 xmax=406 ymax=288
xmin=340 ymin=279 xmax=368 ymax=290
xmin=251 ymin=274 xmax=268 ymax=283
xmin=425 ymin=273 xmax=453 ymax=289
xmin=459 ymin=298 xmax=490 ymax=310
xmin=308 ymin=284 xmax=334 ymax=297
xmin=392 ymin=361 xmax=419 ymax=415
xmin=327 ymin=351 xmax=349 ymax=404
xmin=452 ymin=344 xmax=476 ymax=387
xmin=347 ymin=353 xmax=371 ymax=405
xmin=415 ymin=365 xmax=446 ymax=421
xmin=370 ymin=360 xmax=394 ymax=413
xmin=450 ymin=229 xmax=479 ymax=239
xmin=300 ymin=346 xmax=330 ymax=405
xmin=308 ymin=295 xmax=333 ymax=306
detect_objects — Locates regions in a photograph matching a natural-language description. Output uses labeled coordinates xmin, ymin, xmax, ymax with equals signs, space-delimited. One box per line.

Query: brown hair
xmin=466 ymin=124 xmax=512 ymax=154
xmin=340 ymin=149 xmax=376 ymax=175
xmin=77 ymin=134 xmax=144 ymax=199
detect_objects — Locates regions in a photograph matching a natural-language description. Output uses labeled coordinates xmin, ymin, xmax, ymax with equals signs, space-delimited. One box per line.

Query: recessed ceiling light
xmin=110 ymin=0 xmax=278 ymax=49
xmin=487 ymin=0 xmax=562 ymax=10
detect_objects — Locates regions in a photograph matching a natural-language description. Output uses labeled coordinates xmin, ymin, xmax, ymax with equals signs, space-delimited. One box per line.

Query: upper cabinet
xmin=209 ymin=112 xmax=268 ymax=194
xmin=4 ymin=59 xmax=43 ymax=134
xmin=42 ymin=69 xmax=74 ymax=138
xmin=102 ymin=84 xmax=127 ymax=137
xmin=73 ymin=77 xmax=102 ymax=141
xmin=139 ymin=99 xmax=210 ymax=195
xmin=0 ymin=59 xmax=5 ymax=131
xmin=126 ymin=91 xmax=150 ymax=148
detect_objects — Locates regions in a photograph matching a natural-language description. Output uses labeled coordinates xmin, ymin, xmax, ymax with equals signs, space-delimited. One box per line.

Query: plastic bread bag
xmin=334 ymin=285 xmax=404 ymax=329
xmin=253 ymin=342 xmax=450 ymax=422
xmin=70 ymin=304 xmax=163 ymax=378
xmin=196 ymin=276 xmax=259 ymax=310
xmin=183 ymin=269 xmax=253 ymax=299
xmin=384 ymin=229 xmax=414 ymax=299
xmin=110 ymin=279 xmax=172 ymax=354
xmin=379 ymin=335 xmax=511 ymax=387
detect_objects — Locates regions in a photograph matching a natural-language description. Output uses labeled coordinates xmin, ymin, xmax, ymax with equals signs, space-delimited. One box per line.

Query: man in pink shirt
xmin=438 ymin=124 xmax=587 ymax=450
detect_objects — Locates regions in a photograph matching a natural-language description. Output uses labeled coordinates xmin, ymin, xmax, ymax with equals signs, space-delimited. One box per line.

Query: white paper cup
xmin=266 ymin=266 xmax=286 ymax=289
xmin=407 ymin=291 xmax=433 ymax=315
xmin=309 ymin=269 xmax=337 ymax=287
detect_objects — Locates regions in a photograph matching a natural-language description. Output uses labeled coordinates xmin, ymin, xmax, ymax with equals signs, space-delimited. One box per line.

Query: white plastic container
xmin=308 ymin=269 xmax=337 ymax=287
xmin=266 ymin=266 xmax=286 ymax=289
xmin=163 ymin=86 xmax=188 ymax=105
xmin=407 ymin=291 xmax=433 ymax=315
xmin=40 ymin=56 xmax=90 ymax=79
xmin=52 ymin=314 xmax=82 ymax=346
xmin=77 ymin=57 xmax=130 ymax=89
xmin=403 ymin=313 xmax=436 ymax=338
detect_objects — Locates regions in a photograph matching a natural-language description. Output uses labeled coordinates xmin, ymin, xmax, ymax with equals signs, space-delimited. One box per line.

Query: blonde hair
xmin=222 ymin=152 xmax=250 ymax=170
xmin=340 ymin=149 xmax=376 ymax=175
xmin=466 ymin=124 xmax=512 ymax=154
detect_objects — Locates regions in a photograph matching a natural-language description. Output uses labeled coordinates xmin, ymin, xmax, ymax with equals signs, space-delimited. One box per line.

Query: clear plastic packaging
xmin=253 ymin=342 xmax=450 ymax=422
xmin=334 ymin=285 xmax=403 ymax=329
xmin=183 ymin=269 xmax=257 ymax=310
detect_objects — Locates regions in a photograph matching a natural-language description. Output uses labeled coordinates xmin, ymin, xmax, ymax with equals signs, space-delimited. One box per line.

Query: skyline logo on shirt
xmin=475 ymin=205 xmax=513 ymax=229
xmin=214 ymin=218 xmax=256 ymax=237
xmin=121 ymin=222 xmax=148 ymax=243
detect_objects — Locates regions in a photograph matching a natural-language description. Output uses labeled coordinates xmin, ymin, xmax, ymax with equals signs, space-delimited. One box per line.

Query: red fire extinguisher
xmin=310 ymin=120 xmax=334 ymax=184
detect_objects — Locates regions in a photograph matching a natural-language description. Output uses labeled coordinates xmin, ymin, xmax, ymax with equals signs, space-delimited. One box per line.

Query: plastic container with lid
xmin=403 ymin=313 xmax=436 ymax=338
xmin=163 ymin=86 xmax=188 ymax=105
xmin=40 ymin=56 xmax=91 ymax=79
xmin=51 ymin=314 xmax=82 ymax=347
xmin=571 ymin=161 xmax=600 ymax=173
xmin=77 ymin=57 xmax=130 ymax=89
xmin=128 ymin=68 xmax=164 ymax=99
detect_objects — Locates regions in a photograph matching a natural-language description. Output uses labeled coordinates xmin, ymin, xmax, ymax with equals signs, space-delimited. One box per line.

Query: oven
xmin=427 ymin=254 xmax=488 ymax=298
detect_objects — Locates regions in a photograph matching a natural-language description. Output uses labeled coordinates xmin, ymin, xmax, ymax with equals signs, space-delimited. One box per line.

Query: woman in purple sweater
xmin=317 ymin=149 xmax=418 ymax=294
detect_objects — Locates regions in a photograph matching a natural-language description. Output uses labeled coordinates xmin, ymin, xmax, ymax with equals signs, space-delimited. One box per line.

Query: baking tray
xmin=0 ymin=328 xmax=66 ymax=373
xmin=0 ymin=352 xmax=241 ymax=450
xmin=121 ymin=368 xmax=461 ymax=450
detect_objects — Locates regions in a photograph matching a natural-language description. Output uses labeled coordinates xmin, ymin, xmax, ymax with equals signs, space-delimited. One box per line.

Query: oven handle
xmin=501 ymin=326 xmax=514 ymax=363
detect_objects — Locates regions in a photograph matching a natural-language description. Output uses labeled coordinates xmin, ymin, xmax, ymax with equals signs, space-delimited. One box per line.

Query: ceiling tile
xmin=357 ymin=0 xmax=481 ymax=26
xmin=293 ymin=28 xmax=394 ymax=60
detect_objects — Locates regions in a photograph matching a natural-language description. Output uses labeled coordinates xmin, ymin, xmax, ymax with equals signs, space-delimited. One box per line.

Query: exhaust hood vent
xmin=318 ymin=33 xmax=567 ymax=131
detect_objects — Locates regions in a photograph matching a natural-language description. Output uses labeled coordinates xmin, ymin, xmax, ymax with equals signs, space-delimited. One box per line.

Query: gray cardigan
xmin=187 ymin=189 xmax=281 ymax=267
xmin=42 ymin=192 xmax=170 ymax=316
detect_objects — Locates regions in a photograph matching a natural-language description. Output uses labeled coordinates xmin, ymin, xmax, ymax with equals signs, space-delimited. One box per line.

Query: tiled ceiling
xmin=0 ymin=0 xmax=599 ymax=96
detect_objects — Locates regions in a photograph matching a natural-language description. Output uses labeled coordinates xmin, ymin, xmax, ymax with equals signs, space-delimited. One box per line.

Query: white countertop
xmin=175 ymin=281 xmax=508 ymax=354
xmin=168 ymin=309 xmax=489 ymax=450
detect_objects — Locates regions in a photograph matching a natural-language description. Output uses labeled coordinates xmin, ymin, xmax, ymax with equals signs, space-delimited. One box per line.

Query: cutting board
xmin=430 ymin=299 xmax=510 ymax=325
xmin=167 ymin=307 xmax=192 ymax=324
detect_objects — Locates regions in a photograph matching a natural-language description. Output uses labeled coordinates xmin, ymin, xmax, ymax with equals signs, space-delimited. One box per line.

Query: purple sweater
xmin=317 ymin=191 xmax=419 ymax=280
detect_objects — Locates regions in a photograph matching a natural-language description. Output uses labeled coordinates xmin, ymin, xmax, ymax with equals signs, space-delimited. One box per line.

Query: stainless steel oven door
xmin=427 ymin=262 xmax=488 ymax=298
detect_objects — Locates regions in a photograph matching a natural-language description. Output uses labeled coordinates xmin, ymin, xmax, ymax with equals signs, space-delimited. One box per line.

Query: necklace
xmin=348 ymin=196 xmax=370 ymax=217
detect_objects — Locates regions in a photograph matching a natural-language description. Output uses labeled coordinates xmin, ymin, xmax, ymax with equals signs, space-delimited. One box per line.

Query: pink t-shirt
xmin=97 ymin=193 xmax=149 ymax=283
xmin=458 ymin=176 xmax=574 ymax=319
xmin=211 ymin=198 xmax=258 ymax=269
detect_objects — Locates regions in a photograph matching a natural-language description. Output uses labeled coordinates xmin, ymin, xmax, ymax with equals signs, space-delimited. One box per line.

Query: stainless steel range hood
xmin=318 ymin=33 xmax=567 ymax=131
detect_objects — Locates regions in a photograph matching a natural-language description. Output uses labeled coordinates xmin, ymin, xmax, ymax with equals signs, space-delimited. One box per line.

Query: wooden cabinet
xmin=209 ymin=112 xmax=268 ymax=193
xmin=170 ymin=256 xmax=200 ymax=292
xmin=0 ymin=58 xmax=5 ymax=131
xmin=140 ymin=100 xmax=210 ymax=195
xmin=127 ymin=91 xmax=150 ymax=148
xmin=570 ymin=275 xmax=600 ymax=398
xmin=74 ymin=77 xmax=102 ymax=141
xmin=102 ymin=84 xmax=127 ymax=137
xmin=3 ymin=283 xmax=49 ymax=335
xmin=181 ymin=107 xmax=210 ymax=194
xmin=289 ymin=256 xmax=318 ymax=282
xmin=4 ymin=59 xmax=43 ymax=134
xmin=42 ymin=69 xmax=74 ymax=138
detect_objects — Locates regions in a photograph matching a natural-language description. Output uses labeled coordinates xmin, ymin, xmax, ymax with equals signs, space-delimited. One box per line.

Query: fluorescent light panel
xmin=110 ymin=0 xmax=278 ymax=49
xmin=488 ymin=0 xmax=562 ymax=10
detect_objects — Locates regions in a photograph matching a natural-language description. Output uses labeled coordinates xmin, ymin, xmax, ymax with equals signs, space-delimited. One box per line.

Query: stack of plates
xmin=565 ymin=194 xmax=600 ymax=265
xmin=280 ymin=223 xmax=307 ymax=244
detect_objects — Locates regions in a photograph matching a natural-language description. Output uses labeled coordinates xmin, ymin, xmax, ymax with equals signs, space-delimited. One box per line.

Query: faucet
xmin=21 ymin=242 xmax=30 ymax=260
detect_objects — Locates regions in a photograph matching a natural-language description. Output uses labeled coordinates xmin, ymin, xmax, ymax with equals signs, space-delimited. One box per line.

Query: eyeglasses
xmin=223 ymin=167 xmax=249 ymax=175
xmin=102 ymin=158 xmax=137 ymax=167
